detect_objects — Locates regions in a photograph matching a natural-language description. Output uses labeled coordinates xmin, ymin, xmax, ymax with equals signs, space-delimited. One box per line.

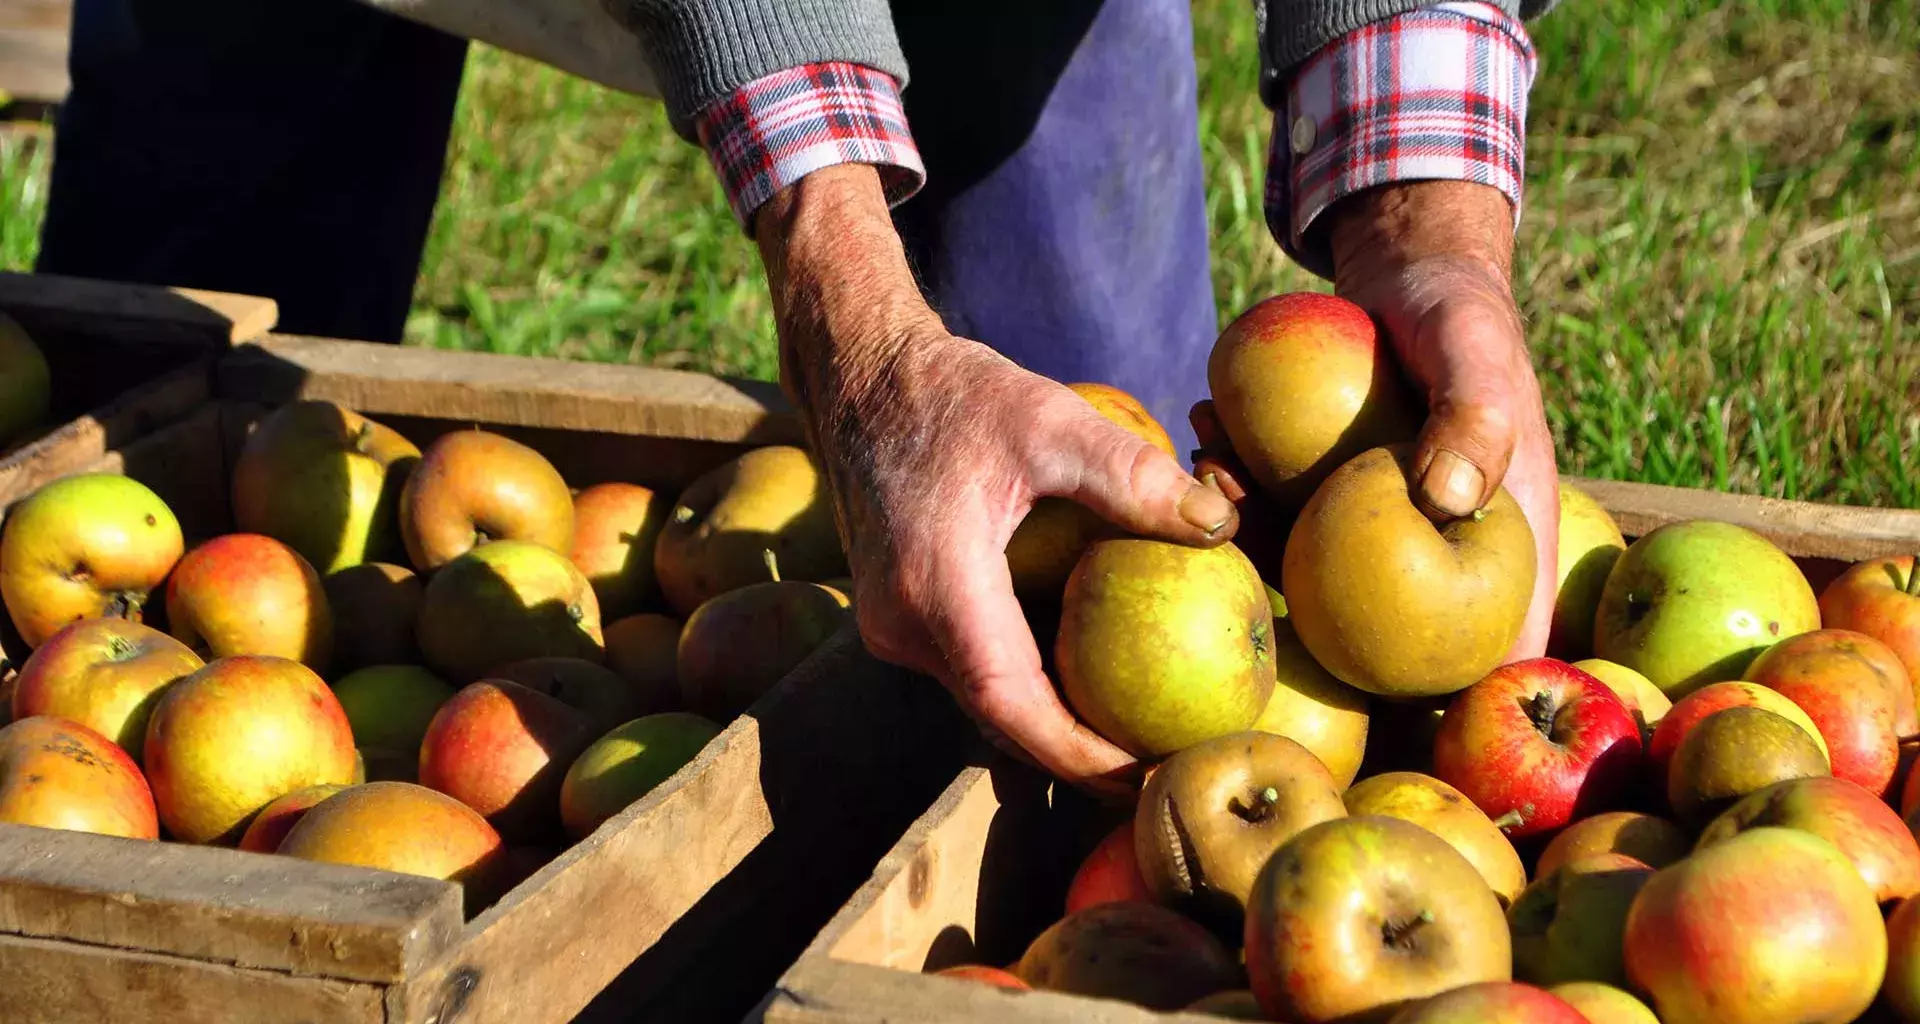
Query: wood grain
xmin=1569 ymin=475 xmax=1920 ymax=560
xmin=759 ymin=958 xmax=1228 ymax=1024
xmin=0 ymin=271 xmax=278 ymax=345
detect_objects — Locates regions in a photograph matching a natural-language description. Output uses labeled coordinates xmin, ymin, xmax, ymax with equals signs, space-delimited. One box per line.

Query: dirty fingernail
xmin=1420 ymin=449 xmax=1487 ymax=519
xmin=1178 ymin=482 xmax=1236 ymax=536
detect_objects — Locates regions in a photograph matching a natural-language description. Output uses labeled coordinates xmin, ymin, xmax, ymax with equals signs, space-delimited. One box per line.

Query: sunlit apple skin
xmin=0 ymin=715 xmax=158 ymax=839
xmin=1820 ymin=557 xmax=1920 ymax=706
xmin=1696 ymin=775 xmax=1920 ymax=905
xmin=1745 ymin=628 xmax=1904 ymax=796
xmin=10 ymin=617 xmax=203 ymax=762
xmin=1384 ymin=981 xmax=1591 ymax=1024
xmin=236 ymin=783 xmax=349 ymax=854
xmin=0 ymin=473 xmax=184 ymax=649
xmin=165 ymin=533 xmax=334 ymax=671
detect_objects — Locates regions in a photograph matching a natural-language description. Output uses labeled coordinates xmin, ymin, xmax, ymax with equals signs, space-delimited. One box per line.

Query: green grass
xmin=2 ymin=0 xmax=1915 ymax=506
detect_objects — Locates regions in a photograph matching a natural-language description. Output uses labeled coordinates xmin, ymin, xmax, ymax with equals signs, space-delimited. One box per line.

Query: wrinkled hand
xmin=754 ymin=165 xmax=1240 ymax=792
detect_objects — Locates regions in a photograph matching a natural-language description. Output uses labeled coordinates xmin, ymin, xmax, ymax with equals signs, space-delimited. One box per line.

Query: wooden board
xmin=0 ymin=0 xmax=68 ymax=103
xmin=1569 ymin=475 xmax=1920 ymax=562
xmin=1 ymin=272 xmax=279 ymax=348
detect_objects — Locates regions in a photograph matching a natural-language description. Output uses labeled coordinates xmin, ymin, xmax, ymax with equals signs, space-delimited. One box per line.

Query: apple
xmin=417 ymin=678 xmax=596 ymax=842
xmin=165 ymin=533 xmax=334 ymax=670
xmin=399 ymin=429 xmax=574 ymax=572
xmin=1133 ymin=731 xmax=1346 ymax=926
xmin=1624 ymin=826 xmax=1885 ymax=1024
xmin=1746 ymin=628 xmax=1905 ymax=795
xmin=278 ymin=781 xmax=509 ymax=914
xmin=231 ymin=400 xmax=421 ymax=575
xmin=1386 ymin=982 xmax=1590 ymax=1024
xmin=1667 ymin=706 xmax=1831 ymax=829
xmin=558 ymin=711 xmax=721 ymax=839
xmin=1342 ymin=772 xmax=1527 ymax=908
xmin=1572 ymin=658 xmax=1670 ymax=730
xmin=1647 ymin=680 xmax=1830 ymax=788
xmin=1508 ymin=852 xmax=1654 ymax=987
xmin=1057 ymin=538 xmax=1274 ymax=757
xmin=323 ymin=562 xmax=423 ymax=672
xmin=236 ymin=783 xmax=348 ymax=854
xmin=932 ymin=965 xmax=1029 ymax=990
xmin=0 ymin=473 xmax=184 ymax=648
xmin=415 ymin=540 xmax=605 ymax=683
xmin=1205 ymin=293 xmax=1418 ymax=507
xmin=331 ymin=665 xmax=457 ymax=782
xmin=1533 ymin=811 xmax=1689 ymax=879
xmin=1594 ymin=520 xmax=1819 ymax=698
xmin=1064 ymin=819 xmax=1155 ymax=915
xmin=1014 ymin=901 xmax=1241 ymax=1010
xmin=143 ymin=656 xmax=358 ymax=844
xmin=1551 ymin=484 xmax=1627 ymax=659
xmin=0 ymin=715 xmax=157 ymax=839
xmin=1547 ymin=982 xmax=1660 ymax=1024
xmin=10 ymin=617 xmax=202 ymax=761
xmin=0 ymin=311 xmax=51 ymax=448
xmin=569 ymin=482 xmax=673 ymax=620
xmin=1431 ymin=658 xmax=1643 ymax=839
xmin=1697 ymin=776 xmax=1920 ymax=904
xmin=678 ymin=580 xmax=850 ymax=722
xmin=1245 ymin=815 xmax=1511 ymax=1023
xmin=1252 ymin=610 xmax=1370 ymax=788
xmin=1887 ymin=896 xmax=1920 ymax=1021
xmin=602 ymin=612 xmax=681 ymax=713
xmin=653 ymin=445 xmax=847 ymax=616
xmin=1283 ymin=446 xmax=1535 ymax=698
xmin=1821 ymin=556 xmax=1920 ymax=702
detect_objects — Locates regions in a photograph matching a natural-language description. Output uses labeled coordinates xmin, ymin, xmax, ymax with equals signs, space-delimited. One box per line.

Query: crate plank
xmin=760 ymin=958 xmax=1224 ymax=1024
xmin=0 ymin=271 xmax=279 ymax=346
xmin=0 ymin=824 xmax=464 ymax=983
xmin=0 ymin=359 xmax=215 ymax=501
xmin=220 ymin=335 xmax=804 ymax=446
xmin=0 ymin=933 xmax=385 ymax=1023
xmin=1568 ymin=475 xmax=1920 ymax=561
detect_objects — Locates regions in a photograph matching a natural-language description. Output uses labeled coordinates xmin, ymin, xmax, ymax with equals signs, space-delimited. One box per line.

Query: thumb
xmin=1407 ymin=303 xmax=1524 ymax=520
xmin=1040 ymin=417 xmax=1239 ymax=547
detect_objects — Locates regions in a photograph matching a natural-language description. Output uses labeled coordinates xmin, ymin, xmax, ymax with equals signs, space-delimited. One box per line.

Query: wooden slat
xmin=219 ymin=335 xmax=805 ymax=446
xmin=1569 ymin=475 xmax=1920 ymax=561
xmin=0 ymin=271 xmax=279 ymax=345
xmin=0 ymin=932 xmax=385 ymax=1024
xmin=759 ymin=958 xmax=1226 ymax=1024
xmin=0 ymin=359 xmax=215 ymax=504
xmin=0 ymin=824 xmax=464 ymax=983
xmin=0 ymin=0 xmax=68 ymax=104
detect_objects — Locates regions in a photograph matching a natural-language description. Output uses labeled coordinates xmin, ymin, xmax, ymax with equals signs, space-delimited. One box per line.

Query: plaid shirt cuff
xmin=696 ymin=62 xmax=926 ymax=231
xmin=1267 ymin=2 xmax=1537 ymax=279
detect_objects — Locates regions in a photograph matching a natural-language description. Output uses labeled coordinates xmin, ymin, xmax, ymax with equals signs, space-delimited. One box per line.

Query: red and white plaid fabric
xmin=1268 ymin=0 xmax=1537 ymax=278
xmin=695 ymin=62 xmax=925 ymax=229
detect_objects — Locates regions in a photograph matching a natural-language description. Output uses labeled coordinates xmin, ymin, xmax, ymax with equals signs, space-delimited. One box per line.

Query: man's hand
xmin=1327 ymin=180 xmax=1559 ymax=660
xmin=754 ymin=165 xmax=1240 ymax=792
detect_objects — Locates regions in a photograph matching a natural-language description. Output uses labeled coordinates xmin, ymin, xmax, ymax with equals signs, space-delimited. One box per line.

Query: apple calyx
xmin=1249 ymin=619 xmax=1272 ymax=663
xmin=1380 ymin=908 xmax=1435 ymax=951
xmin=1229 ymin=786 xmax=1282 ymax=825
xmin=105 ymin=633 xmax=140 ymax=661
xmin=1522 ymin=690 xmax=1563 ymax=739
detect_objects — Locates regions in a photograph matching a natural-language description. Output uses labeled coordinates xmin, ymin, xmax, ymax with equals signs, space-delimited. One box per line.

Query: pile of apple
xmin=0 ymin=400 xmax=853 ymax=912
xmin=931 ymin=293 xmax=1920 ymax=1024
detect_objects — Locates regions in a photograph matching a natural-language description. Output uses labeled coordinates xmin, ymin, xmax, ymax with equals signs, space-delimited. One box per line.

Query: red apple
xmin=236 ymin=783 xmax=349 ymax=854
xmin=0 ymin=473 xmax=184 ymax=649
xmin=1624 ymin=826 xmax=1886 ymax=1024
xmin=932 ymin=965 xmax=1029 ymax=991
xmin=1697 ymin=775 xmax=1920 ymax=904
xmin=1015 ymin=901 xmax=1241 ymax=1010
xmin=1746 ymin=629 xmax=1903 ymax=795
xmin=1065 ymin=819 xmax=1155 ymax=915
xmin=143 ymin=656 xmax=359 ymax=844
xmin=417 ymin=678 xmax=596 ymax=843
xmin=1646 ymin=680 xmax=1830 ymax=789
xmin=0 ymin=715 xmax=158 ymax=839
xmin=1820 ymin=556 xmax=1920 ymax=706
xmin=568 ymin=482 xmax=672 ymax=620
xmin=10 ymin=618 xmax=202 ymax=762
xmin=165 ymin=533 xmax=334 ymax=671
xmin=1432 ymin=658 xmax=1643 ymax=838
xmin=1386 ymin=982 xmax=1590 ymax=1023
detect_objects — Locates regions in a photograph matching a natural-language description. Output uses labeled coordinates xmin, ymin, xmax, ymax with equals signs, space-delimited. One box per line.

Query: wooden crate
xmin=0 ymin=0 xmax=68 ymax=104
xmin=0 ymin=334 xmax=972 ymax=1023
xmin=757 ymin=484 xmax=1920 ymax=1024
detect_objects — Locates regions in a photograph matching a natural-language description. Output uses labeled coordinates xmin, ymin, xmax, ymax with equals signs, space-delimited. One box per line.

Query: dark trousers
xmin=38 ymin=0 xmax=1217 ymax=453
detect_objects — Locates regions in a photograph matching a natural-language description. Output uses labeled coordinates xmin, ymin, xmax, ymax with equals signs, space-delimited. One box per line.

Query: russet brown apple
xmin=231 ymin=400 xmax=421 ymax=575
xmin=1057 ymin=538 xmax=1274 ymax=757
xmin=653 ymin=446 xmax=846 ymax=616
xmin=323 ymin=562 xmax=424 ymax=672
xmin=1820 ymin=556 xmax=1920 ymax=700
xmin=165 ymin=533 xmax=334 ymax=671
xmin=1282 ymin=446 xmax=1535 ymax=698
xmin=677 ymin=580 xmax=848 ymax=722
xmin=1533 ymin=811 xmax=1689 ymax=879
xmin=1647 ymin=680 xmax=1830 ymax=789
xmin=1385 ymin=982 xmax=1591 ymax=1024
xmin=1014 ymin=901 xmax=1241 ymax=1010
xmin=1697 ymin=775 xmax=1920 ymax=904
xmin=1206 ymin=293 xmax=1419 ymax=507
xmin=1746 ymin=628 xmax=1905 ymax=795
xmin=0 ymin=473 xmax=184 ymax=649
xmin=399 ymin=429 xmax=574 ymax=572
xmin=1342 ymin=772 xmax=1527 ymax=908
xmin=1245 ymin=815 xmax=1512 ymax=1023
xmin=1666 ymin=705 xmax=1830 ymax=829
xmin=1133 ymin=731 xmax=1346 ymax=927
xmin=0 ymin=715 xmax=157 ymax=839
xmin=1508 ymin=852 xmax=1654 ymax=987
xmin=278 ymin=781 xmax=509 ymax=914
xmin=1064 ymin=819 xmax=1155 ymax=915
xmin=416 ymin=540 xmax=605 ymax=683
xmin=1624 ymin=826 xmax=1885 ymax=1024
xmin=236 ymin=783 xmax=348 ymax=853
xmin=143 ymin=655 xmax=358 ymax=844
xmin=417 ymin=678 xmax=596 ymax=843
xmin=569 ymin=482 xmax=673 ymax=620
xmin=10 ymin=617 xmax=202 ymax=762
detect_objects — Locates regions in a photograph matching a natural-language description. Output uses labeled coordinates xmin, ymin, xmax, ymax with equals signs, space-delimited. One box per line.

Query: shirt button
xmin=1290 ymin=116 xmax=1317 ymax=155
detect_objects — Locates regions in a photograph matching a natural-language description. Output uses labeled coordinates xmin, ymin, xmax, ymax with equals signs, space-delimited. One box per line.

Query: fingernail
xmin=1420 ymin=449 xmax=1486 ymax=519
xmin=1178 ymin=482 xmax=1236 ymax=537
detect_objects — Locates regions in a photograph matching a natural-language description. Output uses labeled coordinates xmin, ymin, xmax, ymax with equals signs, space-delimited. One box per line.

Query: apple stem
xmin=1261 ymin=786 xmax=1279 ymax=806
xmin=1523 ymin=690 xmax=1559 ymax=738
xmin=1470 ymin=507 xmax=1487 ymax=523
xmin=1906 ymin=556 xmax=1920 ymax=597
xmin=1490 ymin=809 xmax=1526 ymax=832
xmin=673 ymin=505 xmax=695 ymax=524
xmin=763 ymin=549 xmax=783 ymax=583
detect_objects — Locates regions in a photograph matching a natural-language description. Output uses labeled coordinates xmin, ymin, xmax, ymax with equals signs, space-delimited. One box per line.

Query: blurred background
xmin=0 ymin=0 xmax=1914 ymax=505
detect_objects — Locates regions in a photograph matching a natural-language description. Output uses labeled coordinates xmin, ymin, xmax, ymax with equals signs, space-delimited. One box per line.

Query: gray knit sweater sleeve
xmin=1257 ymin=0 xmax=1559 ymax=103
xmin=608 ymin=0 xmax=908 ymax=139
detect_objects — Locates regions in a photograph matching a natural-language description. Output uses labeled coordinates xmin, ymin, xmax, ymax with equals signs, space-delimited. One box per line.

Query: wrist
xmin=1328 ymin=180 xmax=1515 ymax=282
